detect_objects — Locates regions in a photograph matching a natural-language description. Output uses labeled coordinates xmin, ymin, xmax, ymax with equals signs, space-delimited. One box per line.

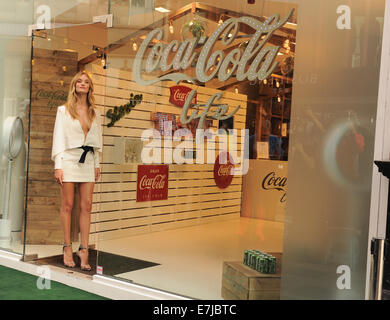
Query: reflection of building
xmin=0 ymin=0 xmax=389 ymax=302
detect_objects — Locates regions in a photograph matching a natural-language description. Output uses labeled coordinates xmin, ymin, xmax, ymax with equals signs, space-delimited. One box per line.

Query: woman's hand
xmin=55 ymin=169 xmax=64 ymax=186
xmin=95 ymin=168 xmax=101 ymax=182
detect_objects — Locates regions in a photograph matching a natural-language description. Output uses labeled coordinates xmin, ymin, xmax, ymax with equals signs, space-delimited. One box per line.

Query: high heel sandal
xmin=76 ymin=245 xmax=92 ymax=271
xmin=62 ymin=243 xmax=75 ymax=268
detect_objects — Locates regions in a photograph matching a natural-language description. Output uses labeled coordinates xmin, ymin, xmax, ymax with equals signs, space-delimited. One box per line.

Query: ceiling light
xmin=155 ymin=7 xmax=170 ymax=13
xmin=169 ymin=20 xmax=174 ymax=34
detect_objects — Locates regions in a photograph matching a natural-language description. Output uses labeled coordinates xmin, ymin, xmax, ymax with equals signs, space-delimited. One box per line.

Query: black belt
xmin=79 ymin=146 xmax=94 ymax=163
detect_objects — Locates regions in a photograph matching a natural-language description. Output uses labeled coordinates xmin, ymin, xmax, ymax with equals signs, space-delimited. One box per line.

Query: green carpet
xmin=0 ymin=265 xmax=109 ymax=300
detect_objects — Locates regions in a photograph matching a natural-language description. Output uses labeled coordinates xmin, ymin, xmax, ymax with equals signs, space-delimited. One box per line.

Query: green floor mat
xmin=0 ymin=265 xmax=109 ymax=300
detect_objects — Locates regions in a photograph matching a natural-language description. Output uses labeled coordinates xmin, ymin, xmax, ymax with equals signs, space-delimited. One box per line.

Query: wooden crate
xmin=221 ymin=253 xmax=282 ymax=300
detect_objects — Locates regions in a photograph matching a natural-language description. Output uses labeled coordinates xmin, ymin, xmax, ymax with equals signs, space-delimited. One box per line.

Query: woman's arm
xmin=52 ymin=107 xmax=66 ymax=163
xmin=94 ymin=108 xmax=102 ymax=181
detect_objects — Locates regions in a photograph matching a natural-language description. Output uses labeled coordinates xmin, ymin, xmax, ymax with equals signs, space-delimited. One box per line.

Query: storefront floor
xmin=14 ymin=217 xmax=284 ymax=299
xmin=99 ymin=217 xmax=284 ymax=300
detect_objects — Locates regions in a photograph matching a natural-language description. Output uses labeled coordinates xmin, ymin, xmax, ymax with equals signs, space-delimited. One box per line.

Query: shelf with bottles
xmin=254 ymin=74 xmax=293 ymax=160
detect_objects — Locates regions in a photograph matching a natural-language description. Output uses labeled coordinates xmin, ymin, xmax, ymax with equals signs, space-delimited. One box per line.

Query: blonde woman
xmin=51 ymin=71 xmax=102 ymax=271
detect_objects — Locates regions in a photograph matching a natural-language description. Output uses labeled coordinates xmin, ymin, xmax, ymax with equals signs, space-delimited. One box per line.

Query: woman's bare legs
xmin=60 ymin=182 xmax=75 ymax=267
xmin=78 ymin=182 xmax=95 ymax=269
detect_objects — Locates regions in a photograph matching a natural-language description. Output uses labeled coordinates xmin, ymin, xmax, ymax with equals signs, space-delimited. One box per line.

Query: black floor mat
xmin=35 ymin=249 xmax=160 ymax=276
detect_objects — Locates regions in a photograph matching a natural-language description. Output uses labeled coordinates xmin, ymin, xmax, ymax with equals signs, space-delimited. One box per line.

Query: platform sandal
xmin=62 ymin=243 xmax=75 ymax=268
xmin=76 ymin=245 xmax=92 ymax=271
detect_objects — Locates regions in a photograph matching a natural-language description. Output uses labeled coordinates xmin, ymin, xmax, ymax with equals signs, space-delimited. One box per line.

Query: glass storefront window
xmin=92 ymin=0 xmax=297 ymax=299
xmin=0 ymin=0 xmax=33 ymax=255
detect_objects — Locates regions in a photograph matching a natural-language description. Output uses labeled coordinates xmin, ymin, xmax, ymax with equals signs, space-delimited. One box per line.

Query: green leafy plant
xmin=182 ymin=19 xmax=206 ymax=39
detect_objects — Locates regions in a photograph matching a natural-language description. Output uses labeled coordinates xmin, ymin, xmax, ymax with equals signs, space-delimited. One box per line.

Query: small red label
xmin=137 ymin=165 xmax=169 ymax=202
xmin=97 ymin=266 xmax=103 ymax=275
xmin=169 ymin=86 xmax=197 ymax=108
xmin=214 ymin=152 xmax=235 ymax=189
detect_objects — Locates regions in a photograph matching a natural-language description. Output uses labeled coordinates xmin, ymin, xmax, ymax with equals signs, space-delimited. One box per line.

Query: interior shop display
xmin=151 ymin=112 xmax=179 ymax=136
xmin=256 ymin=76 xmax=292 ymax=160
xmin=244 ymin=250 xmax=277 ymax=274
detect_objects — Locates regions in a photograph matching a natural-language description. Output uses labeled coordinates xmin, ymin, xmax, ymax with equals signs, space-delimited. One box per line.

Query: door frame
xmin=366 ymin=0 xmax=390 ymax=299
xmin=28 ymin=14 xmax=113 ymax=36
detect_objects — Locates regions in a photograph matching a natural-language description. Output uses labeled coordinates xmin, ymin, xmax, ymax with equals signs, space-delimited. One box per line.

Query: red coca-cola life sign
xmin=169 ymin=85 xmax=197 ymax=108
xmin=214 ymin=152 xmax=235 ymax=189
xmin=137 ymin=165 xmax=169 ymax=202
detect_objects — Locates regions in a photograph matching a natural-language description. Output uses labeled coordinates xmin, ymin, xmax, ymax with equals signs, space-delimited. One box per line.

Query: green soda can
xmin=269 ymin=257 xmax=277 ymax=274
xmin=255 ymin=254 xmax=262 ymax=271
xmin=244 ymin=250 xmax=249 ymax=265
xmin=246 ymin=250 xmax=252 ymax=267
xmin=256 ymin=255 xmax=264 ymax=272
xmin=251 ymin=253 xmax=257 ymax=269
xmin=260 ymin=256 xmax=267 ymax=273
xmin=263 ymin=257 xmax=270 ymax=273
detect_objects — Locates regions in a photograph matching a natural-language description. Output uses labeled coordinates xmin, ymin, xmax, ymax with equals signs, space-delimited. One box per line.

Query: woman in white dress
xmin=51 ymin=71 xmax=102 ymax=271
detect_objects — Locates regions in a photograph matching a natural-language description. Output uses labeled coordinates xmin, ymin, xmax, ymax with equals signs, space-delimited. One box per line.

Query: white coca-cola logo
xmin=139 ymin=174 xmax=166 ymax=190
xmin=218 ymin=164 xmax=234 ymax=177
xmin=133 ymin=10 xmax=294 ymax=86
xmin=173 ymin=89 xmax=191 ymax=102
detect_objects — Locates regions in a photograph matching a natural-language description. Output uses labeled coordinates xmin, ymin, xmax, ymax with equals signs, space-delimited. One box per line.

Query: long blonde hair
xmin=65 ymin=71 xmax=96 ymax=121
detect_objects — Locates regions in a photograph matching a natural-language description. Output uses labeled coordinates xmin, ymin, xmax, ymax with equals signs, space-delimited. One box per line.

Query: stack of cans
xmin=243 ymin=250 xmax=277 ymax=274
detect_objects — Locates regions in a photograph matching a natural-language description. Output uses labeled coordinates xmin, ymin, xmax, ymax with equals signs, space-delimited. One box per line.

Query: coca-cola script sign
xmin=261 ymin=172 xmax=287 ymax=203
xmin=137 ymin=165 xmax=169 ymax=202
xmin=169 ymin=86 xmax=197 ymax=108
xmin=214 ymin=152 xmax=235 ymax=189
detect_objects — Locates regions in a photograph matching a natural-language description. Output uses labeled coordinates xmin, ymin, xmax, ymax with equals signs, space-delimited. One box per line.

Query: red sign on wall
xmin=214 ymin=152 xmax=235 ymax=189
xmin=169 ymin=85 xmax=197 ymax=108
xmin=137 ymin=165 xmax=169 ymax=202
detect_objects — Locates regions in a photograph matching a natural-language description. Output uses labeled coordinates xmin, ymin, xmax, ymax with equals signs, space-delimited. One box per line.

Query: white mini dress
xmin=51 ymin=105 xmax=102 ymax=183
xmin=61 ymin=147 xmax=96 ymax=182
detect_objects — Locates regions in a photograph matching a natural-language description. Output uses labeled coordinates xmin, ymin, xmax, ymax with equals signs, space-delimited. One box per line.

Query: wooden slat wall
xmin=85 ymin=64 xmax=248 ymax=242
xmin=26 ymin=48 xmax=79 ymax=244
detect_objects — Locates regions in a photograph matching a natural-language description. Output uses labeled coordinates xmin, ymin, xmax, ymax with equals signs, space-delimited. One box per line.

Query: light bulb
xmin=263 ymin=79 xmax=267 ymax=85
xmin=218 ymin=18 xmax=223 ymax=25
xmin=277 ymin=96 xmax=281 ymax=103
xmin=101 ymin=58 xmax=106 ymax=67
xmin=169 ymin=24 xmax=174 ymax=34
xmin=276 ymin=81 xmax=280 ymax=88
xmin=133 ymin=42 xmax=138 ymax=51
xmin=234 ymin=87 xmax=239 ymax=94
